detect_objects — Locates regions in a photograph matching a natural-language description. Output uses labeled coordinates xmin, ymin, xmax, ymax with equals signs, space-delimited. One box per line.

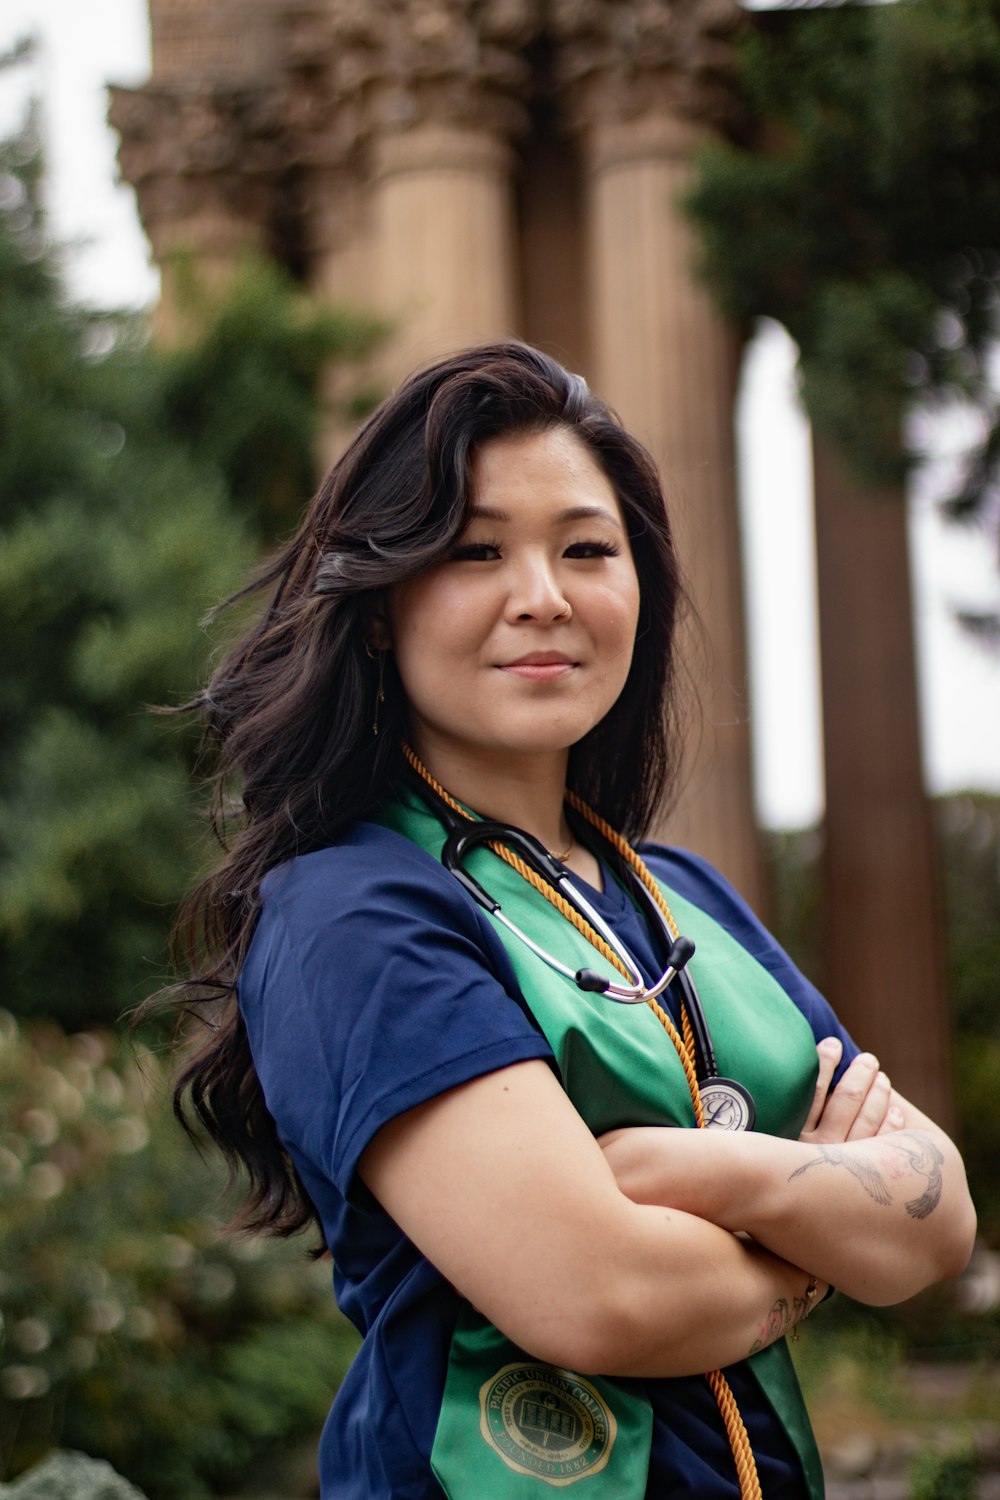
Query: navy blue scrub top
xmin=238 ymin=822 xmax=856 ymax=1499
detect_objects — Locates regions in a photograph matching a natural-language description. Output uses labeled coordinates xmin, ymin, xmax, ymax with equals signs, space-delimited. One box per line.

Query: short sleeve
xmin=238 ymin=825 xmax=553 ymax=1195
xmin=641 ymin=843 xmax=859 ymax=1083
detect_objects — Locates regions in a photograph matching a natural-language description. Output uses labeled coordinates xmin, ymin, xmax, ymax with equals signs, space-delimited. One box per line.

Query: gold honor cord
xmin=402 ymin=747 xmax=763 ymax=1500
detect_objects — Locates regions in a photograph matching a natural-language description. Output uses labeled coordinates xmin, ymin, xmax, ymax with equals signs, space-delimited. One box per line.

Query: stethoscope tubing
xmin=408 ymin=772 xmax=721 ymax=1087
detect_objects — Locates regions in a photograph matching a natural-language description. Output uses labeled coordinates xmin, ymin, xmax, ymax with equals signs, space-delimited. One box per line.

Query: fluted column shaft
xmin=371 ymin=125 xmax=517 ymax=381
xmin=583 ymin=110 xmax=762 ymax=907
xmin=813 ymin=439 xmax=953 ymax=1128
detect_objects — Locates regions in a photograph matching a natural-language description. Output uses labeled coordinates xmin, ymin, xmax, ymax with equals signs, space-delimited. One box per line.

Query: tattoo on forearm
xmin=898 ymin=1134 xmax=945 ymax=1220
xmin=789 ymin=1144 xmax=892 ymax=1205
xmin=789 ymin=1131 xmax=944 ymax=1219
xmin=749 ymin=1288 xmax=814 ymax=1356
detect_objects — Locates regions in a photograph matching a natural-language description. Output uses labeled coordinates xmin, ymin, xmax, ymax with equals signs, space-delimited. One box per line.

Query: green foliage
xmin=154 ymin=259 xmax=385 ymax=542
xmin=0 ymin=123 xmax=382 ymax=1029
xmin=909 ymin=1443 xmax=980 ymax=1500
xmin=953 ymin=1034 xmax=1000 ymax=1244
xmin=764 ymin=827 xmax=824 ymax=989
xmin=688 ymin=0 xmax=1000 ymax=527
xmin=937 ymin=796 xmax=1000 ymax=1038
xmin=0 ymin=1011 xmax=358 ymax=1497
xmin=790 ymin=1317 xmax=909 ymax=1422
xmin=0 ymin=117 xmax=384 ymax=1493
xmin=791 ymin=1317 xmax=997 ymax=1486
xmin=769 ymin=793 xmax=1000 ymax=1250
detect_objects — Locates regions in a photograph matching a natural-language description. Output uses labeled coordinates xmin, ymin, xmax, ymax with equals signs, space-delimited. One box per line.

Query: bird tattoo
xmin=790 ymin=1145 xmax=892 ymax=1206
xmin=789 ymin=1132 xmax=944 ymax=1219
xmin=895 ymin=1134 xmax=945 ymax=1219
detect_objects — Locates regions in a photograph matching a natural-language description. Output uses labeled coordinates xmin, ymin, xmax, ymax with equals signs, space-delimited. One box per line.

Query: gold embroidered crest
xmin=479 ymin=1363 xmax=617 ymax=1486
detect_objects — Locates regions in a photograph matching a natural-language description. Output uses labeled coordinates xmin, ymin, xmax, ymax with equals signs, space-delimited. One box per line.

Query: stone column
xmin=276 ymin=2 xmax=376 ymax=466
xmin=281 ymin=1 xmax=372 ymax=310
xmin=813 ymin=440 xmax=954 ymax=1128
xmin=110 ymin=85 xmax=284 ymax=341
xmin=554 ymin=0 xmax=765 ymax=909
xmin=109 ymin=0 xmax=283 ymax=341
xmin=327 ymin=0 xmax=539 ymax=384
xmin=370 ymin=126 xmax=518 ymax=376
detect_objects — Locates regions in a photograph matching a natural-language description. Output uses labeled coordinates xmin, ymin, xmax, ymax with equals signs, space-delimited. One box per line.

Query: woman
xmin=171 ymin=342 xmax=975 ymax=1499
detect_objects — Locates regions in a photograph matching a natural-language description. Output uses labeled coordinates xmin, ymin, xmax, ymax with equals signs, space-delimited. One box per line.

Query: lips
xmin=498 ymin=652 xmax=576 ymax=681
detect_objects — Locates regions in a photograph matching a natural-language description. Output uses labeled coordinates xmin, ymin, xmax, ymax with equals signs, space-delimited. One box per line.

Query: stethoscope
xmin=408 ymin=772 xmax=756 ymax=1131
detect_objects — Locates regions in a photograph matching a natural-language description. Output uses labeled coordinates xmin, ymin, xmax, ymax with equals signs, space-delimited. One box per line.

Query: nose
xmin=504 ymin=553 xmax=570 ymax=624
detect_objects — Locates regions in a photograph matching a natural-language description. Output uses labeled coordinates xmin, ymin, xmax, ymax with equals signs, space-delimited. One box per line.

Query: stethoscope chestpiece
xmin=699 ymin=1078 xmax=756 ymax=1132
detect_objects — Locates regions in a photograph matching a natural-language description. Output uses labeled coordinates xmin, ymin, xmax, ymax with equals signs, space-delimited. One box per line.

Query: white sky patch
xmin=907 ymin=400 xmax=1000 ymax=796
xmin=737 ymin=322 xmax=824 ymax=830
xmin=1 ymin=0 xmax=157 ymax=308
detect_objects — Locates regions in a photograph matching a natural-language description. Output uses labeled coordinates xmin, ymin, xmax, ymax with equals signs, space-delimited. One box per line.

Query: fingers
xmin=801 ymin=1037 xmax=843 ymax=1135
xmin=816 ymin=1051 xmax=880 ymax=1141
xmin=803 ymin=1050 xmax=901 ymax=1144
xmin=844 ymin=1064 xmax=893 ymax=1141
xmin=877 ymin=1093 xmax=906 ymax=1137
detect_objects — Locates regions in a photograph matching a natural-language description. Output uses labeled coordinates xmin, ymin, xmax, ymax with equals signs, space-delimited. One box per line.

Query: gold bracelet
xmin=791 ymin=1275 xmax=822 ymax=1342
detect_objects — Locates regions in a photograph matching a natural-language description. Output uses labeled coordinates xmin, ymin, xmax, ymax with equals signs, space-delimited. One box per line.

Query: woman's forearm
xmin=361 ymin=1058 xmax=833 ymax=1379
xmin=601 ymin=1116 xmax=976 ymax=1305
xmin=572 ymin=1204 xmax=827 ymax=1378
xmin=735 ymin=1125 xmax=974 ymax=1302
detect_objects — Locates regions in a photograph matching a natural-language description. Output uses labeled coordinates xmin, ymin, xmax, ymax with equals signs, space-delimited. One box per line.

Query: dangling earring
xmin=365 ymin=641 xmax=386 ymax=735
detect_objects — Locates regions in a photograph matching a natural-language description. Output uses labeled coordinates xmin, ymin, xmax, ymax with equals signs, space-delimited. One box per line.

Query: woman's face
xmin=387 ymin=425 xmax=641 ymax=778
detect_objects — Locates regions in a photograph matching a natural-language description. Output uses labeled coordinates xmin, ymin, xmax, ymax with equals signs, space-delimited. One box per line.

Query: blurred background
xmin=1 ymin=1 xmax=998 ymax=1495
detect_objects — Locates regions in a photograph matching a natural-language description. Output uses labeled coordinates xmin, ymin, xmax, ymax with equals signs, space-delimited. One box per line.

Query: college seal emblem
xmin=478 ymin=1363 xmax=617 ymax=1486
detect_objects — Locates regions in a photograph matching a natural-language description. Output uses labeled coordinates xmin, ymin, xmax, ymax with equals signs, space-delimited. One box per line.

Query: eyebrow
xmin=465 ymin=503 xmax=624 ymax=530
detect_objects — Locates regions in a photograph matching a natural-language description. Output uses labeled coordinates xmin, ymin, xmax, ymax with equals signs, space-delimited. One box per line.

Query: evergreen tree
xmin=0 ymin=121 xmax=382 ymax=1030
xmin=689 ymin=0 xmax=1000 ymax=563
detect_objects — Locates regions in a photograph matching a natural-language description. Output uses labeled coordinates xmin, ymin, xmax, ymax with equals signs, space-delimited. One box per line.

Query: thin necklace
xmin=549 ymin=834 xmax=575 ymax=863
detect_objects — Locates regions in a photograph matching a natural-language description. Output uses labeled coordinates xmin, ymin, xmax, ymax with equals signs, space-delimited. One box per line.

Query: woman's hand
xmin=799 ymin=1038 xmax=905 ymax=1145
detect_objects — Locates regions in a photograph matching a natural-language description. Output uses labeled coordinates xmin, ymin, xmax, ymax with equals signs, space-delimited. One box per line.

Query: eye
xmin=564 ymin=540 xmax=621 ymax=559
xmin=449 ymin=537 xmax=502 ymax=562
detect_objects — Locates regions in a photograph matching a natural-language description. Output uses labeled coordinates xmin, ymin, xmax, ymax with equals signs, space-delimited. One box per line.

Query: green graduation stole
xmin=378 ymin=787 xmax=825 ymax=1500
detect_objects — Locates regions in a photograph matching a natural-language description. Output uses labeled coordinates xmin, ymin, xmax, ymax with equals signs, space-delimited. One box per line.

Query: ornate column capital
xmin=314 ymin=0 xmax=541 ymax=145
xmin=109 ymin=81 xmax=284 ymax=246
xmin=549 ymin=0 xmax=744 ymax=136
xmin=267 ymin=1 xmax=540 ymax=261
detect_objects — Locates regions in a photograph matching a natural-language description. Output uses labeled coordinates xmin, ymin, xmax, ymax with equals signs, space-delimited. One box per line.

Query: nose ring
xmin=556 ymin=600 xmax=572 ymax=621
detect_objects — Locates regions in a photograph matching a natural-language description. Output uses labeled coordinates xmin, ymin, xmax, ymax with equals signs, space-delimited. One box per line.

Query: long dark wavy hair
xmin=159 ymin=341 xmax=689 ymax=1241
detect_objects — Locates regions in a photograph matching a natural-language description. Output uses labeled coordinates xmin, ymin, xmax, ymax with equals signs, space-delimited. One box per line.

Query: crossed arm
xmin=599 ymin=1039 xmax=975 ymax=1307
xmin=359 ymin=1040 xmax=975 ymax=1380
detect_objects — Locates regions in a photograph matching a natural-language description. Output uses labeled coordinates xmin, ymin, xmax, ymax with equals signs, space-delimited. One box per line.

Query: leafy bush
xmin=0 ymin=1011 xmax=358 ymax=1497
xmin=910 ymin=1443 xmax=980 ymax=1500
